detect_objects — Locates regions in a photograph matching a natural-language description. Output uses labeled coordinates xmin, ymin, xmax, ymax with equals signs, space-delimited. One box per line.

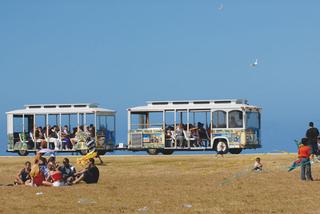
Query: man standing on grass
xmin=298 ymin=138 xmax=313 ymax=181
xmin=306 ymin=122 xmax=319 ymax=158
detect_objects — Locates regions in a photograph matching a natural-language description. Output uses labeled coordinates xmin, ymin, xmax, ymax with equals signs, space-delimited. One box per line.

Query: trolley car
xmin=6 ymin=103 xmax=116 ymax=156
xmin=127 ymin=99 xmax=261 ymax=155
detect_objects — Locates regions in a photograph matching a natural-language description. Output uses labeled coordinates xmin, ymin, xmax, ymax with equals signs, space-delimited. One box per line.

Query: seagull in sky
xmin=218 ymin=3 xmax=224 ymax=11
xmin=250 ymin=59 xmax=258 ymax=67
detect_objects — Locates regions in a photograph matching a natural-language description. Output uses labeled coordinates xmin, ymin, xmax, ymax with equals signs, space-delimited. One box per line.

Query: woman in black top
xmin=14 ymin=161 xmax=31 ymax=185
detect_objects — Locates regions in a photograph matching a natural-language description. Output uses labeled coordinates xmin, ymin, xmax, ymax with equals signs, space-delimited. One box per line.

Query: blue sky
xmin=1 ymin=0 xmax=320 ymax=154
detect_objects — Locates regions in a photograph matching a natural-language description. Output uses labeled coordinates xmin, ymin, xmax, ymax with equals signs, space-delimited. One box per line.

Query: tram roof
xmin=128 ymin=99 xmax=261 ymax=111
xmin=6 ymin=103 xmax=116 ymax=115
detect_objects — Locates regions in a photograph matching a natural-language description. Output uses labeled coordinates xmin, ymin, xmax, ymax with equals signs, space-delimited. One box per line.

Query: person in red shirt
xmin=298 ymin=138 xmax=313 ymax=181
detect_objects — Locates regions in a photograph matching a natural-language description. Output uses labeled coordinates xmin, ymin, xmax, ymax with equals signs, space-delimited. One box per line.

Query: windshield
xmin=246 ymin=112 xmax=260 ymax=129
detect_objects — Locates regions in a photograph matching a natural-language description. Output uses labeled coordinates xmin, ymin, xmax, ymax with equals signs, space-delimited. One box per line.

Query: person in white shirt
xmin=216 ymin=141 xmax=226 ymax=157
xmin=253 ymin=157 xmax=263 ymax=171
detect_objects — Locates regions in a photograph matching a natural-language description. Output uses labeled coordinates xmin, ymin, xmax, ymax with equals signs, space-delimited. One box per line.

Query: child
xmin=288 ymin=142 xmax=303 ymax=171
xmin=216 ymin=141 xmax=225 ymax=157
xmin=14 ymin=161 xmax=31 ymax=185
xmin=253 ymin=157 xmax=263 ymax=171
xmin=298 ymin=138 xmax=313 ymax=181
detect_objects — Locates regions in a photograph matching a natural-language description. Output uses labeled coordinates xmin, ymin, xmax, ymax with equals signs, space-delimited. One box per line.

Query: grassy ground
xmin=0 ymin=154 xmax=319 ymax=214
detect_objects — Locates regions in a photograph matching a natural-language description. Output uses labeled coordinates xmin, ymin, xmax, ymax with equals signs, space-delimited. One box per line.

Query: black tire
xmin=79 ymin=149 xmax=89 ymax=156
xmin=97 ymin=150 xmax=107 ymax=156
xmin=162 ymin=149 xmax=174 ymax=155
xmin=18 ymin=150 xmax=29 ymax=156
xmin=229 ymin=148 xmax=242 ymax=154
xmin=214 ymin=140 xmax=228 ymax=154
xmin=147 ymin=148 xmax=159 ymax=155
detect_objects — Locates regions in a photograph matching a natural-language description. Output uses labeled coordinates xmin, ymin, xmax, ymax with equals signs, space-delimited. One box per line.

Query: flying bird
xmin=250 ymin=59 xmax=258 ymax=67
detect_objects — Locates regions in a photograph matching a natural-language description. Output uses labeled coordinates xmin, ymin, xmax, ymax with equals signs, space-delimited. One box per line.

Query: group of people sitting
xmin=14 ymin=153 xmax=99 ymax=187
xmin=26 ymin=124 xmax=96 ymax=150
xmin=165 ymin=122 xmax=210 ymax=147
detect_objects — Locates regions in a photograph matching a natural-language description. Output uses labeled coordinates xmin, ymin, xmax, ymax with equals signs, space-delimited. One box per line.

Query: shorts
xmin=217 ymin=151 xmax=224 ymax=155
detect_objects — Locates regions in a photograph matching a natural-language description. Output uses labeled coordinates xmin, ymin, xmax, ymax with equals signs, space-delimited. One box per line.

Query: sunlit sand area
xmin=1 ymin=154 xmax=320 ymax=213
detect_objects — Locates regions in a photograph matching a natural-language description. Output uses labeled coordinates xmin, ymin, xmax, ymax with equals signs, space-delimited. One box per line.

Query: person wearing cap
xmin=298 ymin=138 xmax=313 ymax=181
xmin=306 ymin=122 xmax=319 ymax=158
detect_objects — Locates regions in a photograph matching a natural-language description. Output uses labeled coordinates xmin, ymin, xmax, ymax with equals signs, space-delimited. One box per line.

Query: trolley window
xmin=212 ymin=111 xmax=226 ymax=128
xmin=228 ymin=110 xmax=243 ymax=128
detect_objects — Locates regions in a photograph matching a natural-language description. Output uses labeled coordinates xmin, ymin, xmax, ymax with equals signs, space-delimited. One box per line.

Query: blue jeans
xmin=310 ymin=143 xmax=318 ymax=155
xmin=300 ymin=158 xmax=312 ymax=181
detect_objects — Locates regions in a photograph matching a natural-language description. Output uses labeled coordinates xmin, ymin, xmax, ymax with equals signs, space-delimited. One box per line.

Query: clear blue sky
xmin=1 ymin=0 xmax=320 ymax=154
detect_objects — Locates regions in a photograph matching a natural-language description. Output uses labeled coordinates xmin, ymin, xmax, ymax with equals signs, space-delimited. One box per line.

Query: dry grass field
xmin=0 ymin=154 xmax=320 ymax=214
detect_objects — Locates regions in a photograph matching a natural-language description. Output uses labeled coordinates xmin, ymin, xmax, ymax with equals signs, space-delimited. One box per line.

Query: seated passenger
xmin=89 ymin=124 xmax=96 ymax=138
xmin=190 ymin=125 xmax=199 ymax=147
xmin=166 ymin=129 xmax=172 ymax=139
xmin=197 ymin=122 xmax=209 ymax=146
xmin=229 ymin=116 xmax=242 ymax=128
xmin=46 ymin=125 xmax=52 ymax=137
xmin=73 ymin=158 xmax=99 ymax=184
xmin=58 ymin=158 xmax=76 ymax=185
xmin=176 ymin=124 xmax=185 ymax=147
xmin=14 ymin=161 xmax=31 ymax=185
xmin=26 ymin=130 xmax=35 ymax=149
xmin=49 ymin=126 xmax=60 ymax=150
xmin=61 ymin=125 xmax=72 ymax=149
xmin=35 ymin=127 xmax=45 ymax=149
xmin=85 ymin=126 xmax=93 ymax=141
xmin=71 ymin=126 xmax=87 ymax=147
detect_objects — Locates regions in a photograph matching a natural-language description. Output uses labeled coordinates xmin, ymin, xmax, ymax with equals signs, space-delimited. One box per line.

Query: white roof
xmin=6 ymin=103 xmax=116 ymax=115
xmin=128 ymin=99 xmax=261 ymax=112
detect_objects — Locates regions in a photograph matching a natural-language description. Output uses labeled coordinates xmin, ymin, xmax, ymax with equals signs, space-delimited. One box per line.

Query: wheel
xmin=79 ymin=149 xmax=89 ymax=156
xmin=214 ymin=140 xmax=228 ymax=154
xmin=229 ymin=148 xmax=242 ymax=154
xmin=147 ymin=148 xmax=159 ymax=155
xmin=18 ymin=150 xmax=29 ymax=156
xmin=162 ymin=149 xmax=174 ymax=155
xmin=97 ymin=150 xmax=107 ymax=156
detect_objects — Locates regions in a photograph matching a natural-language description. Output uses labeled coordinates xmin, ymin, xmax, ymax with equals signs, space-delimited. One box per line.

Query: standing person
xmin=306 ymin=122 xmax=319 ymax=158
xmin=298 ymin=138 xmax=313 ymax=181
